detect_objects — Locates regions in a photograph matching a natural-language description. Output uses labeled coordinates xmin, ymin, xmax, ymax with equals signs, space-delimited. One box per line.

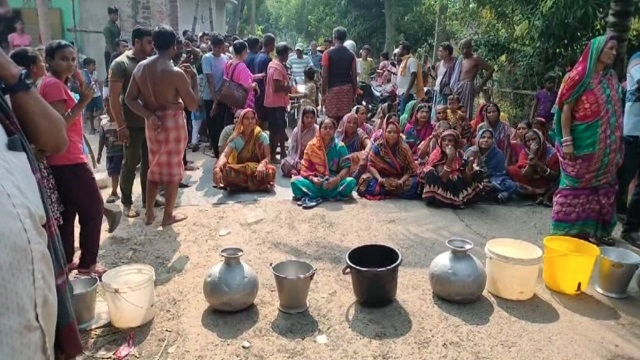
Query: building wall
xmin=8 ymin=0 xmax=79 ymax=41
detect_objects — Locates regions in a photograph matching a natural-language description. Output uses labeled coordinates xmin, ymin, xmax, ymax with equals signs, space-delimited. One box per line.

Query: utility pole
xmin=35 ymin=0 xmax=51 ymax=44
xmin=192 ymin=0 xmax=201 ymax=34
xmin=208 ymin=0 xmax=214 ymax=32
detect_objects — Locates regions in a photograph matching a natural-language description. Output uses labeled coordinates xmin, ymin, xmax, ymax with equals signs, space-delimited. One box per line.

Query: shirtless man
xmin=125 ymin=25 xmax=199 ymax=226
xmin=454 ymin=39 xmax=494 ymax=119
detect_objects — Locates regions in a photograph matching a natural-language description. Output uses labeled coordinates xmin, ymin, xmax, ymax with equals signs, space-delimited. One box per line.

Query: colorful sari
xmin=221 ymin=109 xmax=276 ymax=191
xmin=422 ymin=130 xmax=483 ymax=207
xmin=467 ymin=129 xmax=521 ymax=202
xmin=336 ymin=113 xmax=371 ymax=179
xmin=403 ymin=111 xmax=434 ymax=159
xmin=280 ymin=116 xmax=318 ymax=177
xmin=551 ymin=35 xmax=623 ymax=240
xmin=507 ymin=129 xmax=559 ymax=191
xmin=399 ymin=99 xmax=417 ymax=129
xmin=291 ymin=134 xmax=357 ymax=199
xmin=357 ymin=120 xmax=420 ymax=200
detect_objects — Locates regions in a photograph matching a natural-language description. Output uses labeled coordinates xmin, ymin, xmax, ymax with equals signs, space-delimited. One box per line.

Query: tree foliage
xmin=234 ymin=0 xmax=638 ymax=91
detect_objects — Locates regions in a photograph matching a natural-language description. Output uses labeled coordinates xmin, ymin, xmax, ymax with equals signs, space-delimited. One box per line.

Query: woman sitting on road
xmin=509 ymin=120 xmax=533 ymax=165
xmin=281 ymin=106 xmax=319 ymax=177
xmin=467 ymin=128 xmax=542 ymax=203
xmin=416 ymin=120 xmax=451 ymax=163
xmin=404 ymin=103 xmax=434 ymax=160
xmin=476 ymin=102 xmax=513 ymax=166
xmin=507 ymin=129 xmax=560 ymax=206
xmin=422 ymin=129 xmax=483 ymax=208
xmin=357 ymin=119 xmax=420 ymax=200
xmin=213 ymin=109 xmax=276 ymax=192
xmin=336 ymin=112 xmax=373 ymax=180
xmin=371 ymin=112 xmax=399 ymax=143
xmin=352 ymin=105 xmax=374 ymax=136
xmin=291 ymin=117 xmax=357 ymax=208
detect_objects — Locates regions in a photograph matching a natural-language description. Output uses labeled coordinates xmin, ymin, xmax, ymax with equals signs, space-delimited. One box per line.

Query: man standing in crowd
xmin=287 ymin=43 xmax=314 ymax=85
xmin=309 ymin=41 xmax=322 ymax=70
xmin=451 ymin=39 xmax=494 ymax=119
xmin=433 ymin=42 xmax=456 ymax=106
xmin=103 ymin=6 xmax=120 ymax=70
xmin=109 ymin=26 xmax=160 ymax=218
xmin=322 ymin=27 xmax=357 ymax=121
xmin=0 ymin=43 xmax=82 ymax=359
xmin=125 ymin=26 xmax=199 ymax=227
xmin=396 ymin=42 xmax=424 ymax=114
xmin=202 ymin=33 xmax=230 ymax=158
xmin=618 ymin=51 xmax=640 ymax=249
xmin=245 ymin=35 xmax=261 ymax=72
xmin=358 ymin=45 xmax=375 ymax=104
xmin=253 ymin=33 xmax=275 ymax=127
xmin=265 ymin=42 xmax=291 ymax=163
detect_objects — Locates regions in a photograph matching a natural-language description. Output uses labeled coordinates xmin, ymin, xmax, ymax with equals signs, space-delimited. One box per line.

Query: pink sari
xmin=225 ymin=59 xmax=255 ymax=110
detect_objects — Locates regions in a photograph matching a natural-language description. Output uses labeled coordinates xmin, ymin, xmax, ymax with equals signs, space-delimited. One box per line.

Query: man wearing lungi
xmin=451 ymin=39 xmax=494 ymax=120
xmin=125 ymin=26 xmax=199 ymax=227
xmin=321 ymin=26 xmax=357 ymax=121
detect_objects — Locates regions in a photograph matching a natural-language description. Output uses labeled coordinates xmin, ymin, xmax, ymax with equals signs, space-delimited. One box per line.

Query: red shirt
xmin=264 ymin=61 xmax=289 ymax=108
xmin=39 ymin=75 xmax=87 ymax=166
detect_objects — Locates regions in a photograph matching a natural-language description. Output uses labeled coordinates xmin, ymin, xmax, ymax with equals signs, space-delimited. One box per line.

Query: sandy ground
xmin=78 ymin=133 xmax=640 ymax=360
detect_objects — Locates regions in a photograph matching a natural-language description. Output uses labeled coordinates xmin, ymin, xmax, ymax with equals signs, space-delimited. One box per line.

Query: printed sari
xmin=280 ymin=117 xmax=318 ymax=177
xmin=336 ymin=114 xmax=371 ymax=179
xmin=291 ymin=134 xmax=357 ymax=199
xmin=357 ymin=120 xmax=420 ymax=200
xmin=551 ymin=35 xmax=623 ymax=240
xmin=399 ymin=99 xmax=417 ymax=130
xmin=222 ymin=110 xmax=276 ymax=191
xmin=422 ymin=130 xmax=483 ymax=207
xmin=507 ymin=129 xmax=559 ymax=191
xmin=403 ymin=111 xmax=434 ymax=160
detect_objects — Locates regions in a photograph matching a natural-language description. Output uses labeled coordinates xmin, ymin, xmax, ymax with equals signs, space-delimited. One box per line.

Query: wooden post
xmin=35 ymin=0 xmax=51 ymax=44
xmin=70 ymin=0 xmax=78 ymax=47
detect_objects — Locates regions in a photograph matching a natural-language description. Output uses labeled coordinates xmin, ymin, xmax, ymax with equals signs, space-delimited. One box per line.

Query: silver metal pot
xmin=70 ymin=276 xmax=99 ymax=328
xmin=594 ymin=247 xmax=640 ymax=299
xmin=429 ymin=238 xmax=487 ymax=304
xmin=271 ymin=260 xmax=315 ymax=314
xmin=203 ymin=248 xmax=259 ymax=312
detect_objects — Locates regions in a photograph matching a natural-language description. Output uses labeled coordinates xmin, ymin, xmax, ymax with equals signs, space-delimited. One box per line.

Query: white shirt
xmin=396 ymin=57 xmax=419 ymax=95
xmin=624 ymin=58 xmax=640 ymax=136
xmin=0 ymin=126 xmax=57 ymax=359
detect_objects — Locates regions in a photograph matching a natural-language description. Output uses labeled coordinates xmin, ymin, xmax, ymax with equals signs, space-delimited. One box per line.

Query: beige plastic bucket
xmin=101 ymin=264 xmax=156 ymax=329
xmin=485 ymin=238 xmax=543 ymax=301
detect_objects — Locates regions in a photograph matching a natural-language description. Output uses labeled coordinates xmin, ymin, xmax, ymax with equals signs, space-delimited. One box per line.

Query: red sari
xmin=507 ymin=130 xmax=559 ymax=190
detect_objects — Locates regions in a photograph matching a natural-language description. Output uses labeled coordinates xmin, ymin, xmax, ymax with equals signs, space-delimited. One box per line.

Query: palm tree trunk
xmin=192 ymin=0 xmax=201 ymax=34
xmin=383 ymin=0 xmax=396 ymax=52
xmin=606 ymin=0 xmax=636 ymax=80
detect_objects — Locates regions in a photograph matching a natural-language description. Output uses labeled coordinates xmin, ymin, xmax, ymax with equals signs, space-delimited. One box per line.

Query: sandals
xmin=77 ymin=265 xmax=108 ymax=279
xmin=106 ymin=194 xmax=120 ymax=204
xmin=296 ymin=197 xmax=322 ymax=209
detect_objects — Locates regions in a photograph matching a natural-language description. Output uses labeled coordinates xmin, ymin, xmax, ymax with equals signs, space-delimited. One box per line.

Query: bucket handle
xmin=341 ymin=265 xmax=351 ymax=275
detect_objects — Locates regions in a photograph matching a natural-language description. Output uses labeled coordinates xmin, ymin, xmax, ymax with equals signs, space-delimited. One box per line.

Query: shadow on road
xmin=345 ymin=300 xmax=412 ymax=339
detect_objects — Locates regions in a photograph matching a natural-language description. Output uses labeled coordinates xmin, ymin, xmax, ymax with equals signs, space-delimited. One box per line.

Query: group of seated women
xmin=212 ymin=100 xmax=560 ymax=210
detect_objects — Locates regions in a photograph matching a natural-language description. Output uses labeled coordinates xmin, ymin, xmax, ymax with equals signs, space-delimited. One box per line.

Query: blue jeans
xmin=399 ymin=93 xmax=415 ymax=115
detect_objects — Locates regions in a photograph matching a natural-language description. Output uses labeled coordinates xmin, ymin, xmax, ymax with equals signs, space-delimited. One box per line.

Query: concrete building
xmin=8 ymin=0 xmax=235 ymax=77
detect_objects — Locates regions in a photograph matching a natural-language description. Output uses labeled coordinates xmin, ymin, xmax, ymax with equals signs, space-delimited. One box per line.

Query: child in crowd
xmin=447 ymin=95 xmax=472 ymax=146
xmin=290 ymin=66 xmax=318 ymax=108
xmin=82 ymin=57 xmax=104 ymax=134
xmin=190 ymin=70 xmax=208 ymax=152
xmin=530 ymin=74 xmax=557 ymax=124
xmin=97 ymin=115 xmax=124 ymax=203
xmin=9 ymin=46 xmax=47 ymax=85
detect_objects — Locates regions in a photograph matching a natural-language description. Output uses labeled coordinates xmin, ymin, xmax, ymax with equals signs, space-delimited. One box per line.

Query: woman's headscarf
xmin=468 ymin=128 xmax=507 ymax=177
xmin=427 ymin=129 xmax=464 ymax=174
xmin=399 ymin=99 xmax=417 ymax=128
xmin=525 ymin=128 xmax=555 ymax=163
xmin=404 ymin=103 xmax=434 ymax=145
xmin=227 ymin=108 xmax=264 ymax=164
xmin=290 ymin=107 xmax=318 ymax=161
xmin=478 ymin=103 xmax=510 ymax=152
xmin=553 ymin=35 xmax=618 ymax=141
xmin=337 ymin=113 xmax=368 ymax=153
xmin=471 ymin=102 xmax=488 ymax=135
xmin=367 ymin=119 xmax=417 ymax=176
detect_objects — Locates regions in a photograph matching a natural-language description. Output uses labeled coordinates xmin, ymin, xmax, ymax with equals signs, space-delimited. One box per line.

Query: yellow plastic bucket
xmin=542 ymin=236 xmax=600 ymax=295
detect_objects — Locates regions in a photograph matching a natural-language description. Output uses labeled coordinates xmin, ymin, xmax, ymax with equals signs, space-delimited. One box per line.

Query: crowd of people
xmin=1 ymin=0 xmax=640 ymax=357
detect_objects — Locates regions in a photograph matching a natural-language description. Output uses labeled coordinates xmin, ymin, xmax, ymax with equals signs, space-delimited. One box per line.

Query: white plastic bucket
xmin=485 ymin=238 xmax=543 ymax=301
xmin=101 ymin=264 xmax=156 ymax=329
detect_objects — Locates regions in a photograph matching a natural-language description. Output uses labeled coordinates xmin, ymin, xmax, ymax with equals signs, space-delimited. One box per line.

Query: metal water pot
xmin=203 ymin=248 xmax=259 ymax=312
xmin=594 ymin=247 xmax=640 ymax=299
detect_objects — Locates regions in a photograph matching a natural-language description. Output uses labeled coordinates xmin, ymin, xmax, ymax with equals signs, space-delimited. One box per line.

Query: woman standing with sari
xmin=214 ymin=109 xmax=276 ymax=192
xmin=404 ymin=103 xmax=434 ymax=159
xmin=357 ymin=120 xmax=420 ymax=199
xmin=281 ymin=106 xmax=319 ymax=177
xmin=422 ymin=130 xmax=483 ymax=208
xmin=507 ymin=129 xmax=559 ymax=206
xmin=291 ymin=117 xmax=357 ymax=207
xmin=551 ymin=35 xmax=623 ymax=245
xmin=225 ymin=41 xmax=261 ymax=110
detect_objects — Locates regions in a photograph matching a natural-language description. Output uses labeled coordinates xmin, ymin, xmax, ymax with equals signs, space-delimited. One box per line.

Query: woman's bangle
xmin=562 ymin=136 xmax=573 ymax=142
xmin=562 ymin=141 xmax=573 ymax=146
xmin=443 ymin=166 xmax=452 ymax=172
xmin=544 ymin=167 xmax=551 ymax=176
xmin=117 ymin=125 xmax=127 ymax=131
